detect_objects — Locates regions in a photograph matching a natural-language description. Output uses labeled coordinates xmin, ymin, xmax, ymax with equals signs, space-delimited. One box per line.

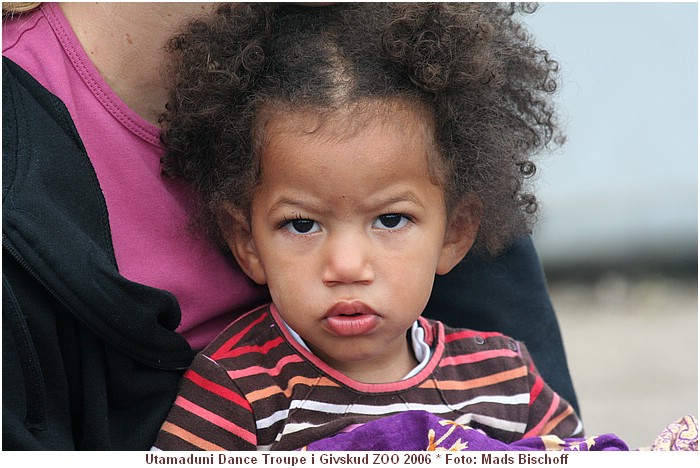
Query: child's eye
xmin=283 ymin=218 xmax=320 ymax=235
xmin=372 ymin=213 xmax=410 ymax=230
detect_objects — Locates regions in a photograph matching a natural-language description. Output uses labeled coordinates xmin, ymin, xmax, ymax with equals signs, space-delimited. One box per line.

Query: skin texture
xmin=225 ymin=103 xmax=479 ymax=384
xmin=58 ymin=2 xmax=330 ymax=122
xmin=59 ymin=2 xmax=216 ymax=123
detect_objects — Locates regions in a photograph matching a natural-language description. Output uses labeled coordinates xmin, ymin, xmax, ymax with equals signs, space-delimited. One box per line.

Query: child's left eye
xmin=373 ymin=214 xmax=410 ymax=230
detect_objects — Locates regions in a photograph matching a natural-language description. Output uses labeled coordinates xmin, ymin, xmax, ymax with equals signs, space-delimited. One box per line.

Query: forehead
xmin=255 ymin=99 xmax=441 ymax=170
xmin=251 ymin=101 xmax=447 ymax=215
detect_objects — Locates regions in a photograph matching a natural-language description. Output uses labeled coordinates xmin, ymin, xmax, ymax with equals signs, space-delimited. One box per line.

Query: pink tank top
xmin=2 ymin=3 xmax=269 ymax=350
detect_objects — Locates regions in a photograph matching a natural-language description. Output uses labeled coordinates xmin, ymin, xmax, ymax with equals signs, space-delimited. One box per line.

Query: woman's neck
xmin=59 ymin=2 xmax=216 ymax=124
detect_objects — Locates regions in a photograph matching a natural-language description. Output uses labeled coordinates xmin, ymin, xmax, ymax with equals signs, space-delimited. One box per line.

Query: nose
xmin=321 ymin=231 xmax=375 ymax=286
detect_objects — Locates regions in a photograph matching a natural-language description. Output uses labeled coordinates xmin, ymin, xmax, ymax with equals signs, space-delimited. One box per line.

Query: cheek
xmin=382 ymin=234 xmax=444 ymax=298
xmin=383 ymin=258 xmax=437 ymax=303
xmin=267 ymin=277 xmax=306 ymax=323
xmin=263 ymin=253 xmax=316 ymax=308
xmin=384 ymin=228 xmax=446 ymax=268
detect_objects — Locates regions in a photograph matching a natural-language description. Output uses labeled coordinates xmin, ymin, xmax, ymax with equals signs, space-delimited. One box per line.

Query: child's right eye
xmin=284 ymin=218 xmax=320 ymax=235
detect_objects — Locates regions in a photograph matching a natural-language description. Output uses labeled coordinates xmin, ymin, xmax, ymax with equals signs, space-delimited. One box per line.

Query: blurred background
xmin=523 ymin=3 xmax=698 ymax=448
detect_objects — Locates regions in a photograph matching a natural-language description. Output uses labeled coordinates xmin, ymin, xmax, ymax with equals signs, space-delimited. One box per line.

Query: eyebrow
xmin=369 ymin=191 xmax=427 ymax=211
xmin=267 ymin=191 xmax=427 ymax=217
xmin=267 ymin=197 xmax=327 ymax=217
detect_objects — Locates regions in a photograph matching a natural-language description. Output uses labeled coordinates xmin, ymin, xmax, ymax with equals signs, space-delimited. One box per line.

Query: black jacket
xmin=2 ymin=56 xmax=578 ymax=450
xmin=3 ymin=56 xmax=196 ymax=450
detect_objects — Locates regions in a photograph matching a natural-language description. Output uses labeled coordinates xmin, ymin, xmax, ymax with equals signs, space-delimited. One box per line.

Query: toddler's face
xmin=226 ymin=103 xmax=475 ymax=383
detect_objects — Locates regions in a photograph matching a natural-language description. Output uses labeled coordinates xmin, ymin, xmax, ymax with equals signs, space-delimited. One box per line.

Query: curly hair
xmin=160 ymin=2 xmax=562 ymax=255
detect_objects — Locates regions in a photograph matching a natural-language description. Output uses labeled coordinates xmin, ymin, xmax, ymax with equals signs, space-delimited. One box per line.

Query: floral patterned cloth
xmin=300 ymin=410 xmax=698 ymax=451
xmin=641 ymin=414 xmax=698 ymax=451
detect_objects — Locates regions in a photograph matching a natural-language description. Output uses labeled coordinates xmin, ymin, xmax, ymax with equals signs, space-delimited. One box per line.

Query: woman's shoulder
xmin=2 ymin=4 xmax=45 ymax=54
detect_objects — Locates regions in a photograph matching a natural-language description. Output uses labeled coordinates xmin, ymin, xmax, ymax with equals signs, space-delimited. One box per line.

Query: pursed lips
xmin=322 ymin=301 xmax=381 ymax=337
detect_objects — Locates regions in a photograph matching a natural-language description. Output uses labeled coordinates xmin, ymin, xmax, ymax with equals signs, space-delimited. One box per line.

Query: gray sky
xmin=523 ymin=3 xmax=698 ymax=269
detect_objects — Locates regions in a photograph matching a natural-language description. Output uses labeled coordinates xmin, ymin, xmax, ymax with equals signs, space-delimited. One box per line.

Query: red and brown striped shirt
xmin=153 ymin=304 xmax=582 ymax=451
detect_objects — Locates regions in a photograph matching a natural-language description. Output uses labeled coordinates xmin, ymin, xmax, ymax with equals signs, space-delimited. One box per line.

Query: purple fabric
xmin=300 ymin=411 xmax=629 ymax=451
xmin=648 ymin=415 xmax=698 ymax=451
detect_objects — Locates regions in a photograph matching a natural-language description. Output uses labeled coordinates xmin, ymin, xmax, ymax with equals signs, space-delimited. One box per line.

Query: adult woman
xmin=2 ymin=2 xmax=577 ymax=450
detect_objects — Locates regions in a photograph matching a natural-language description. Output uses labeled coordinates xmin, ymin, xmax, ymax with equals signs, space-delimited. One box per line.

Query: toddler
xmin=152 ymin=3 xmax=581 ymax=451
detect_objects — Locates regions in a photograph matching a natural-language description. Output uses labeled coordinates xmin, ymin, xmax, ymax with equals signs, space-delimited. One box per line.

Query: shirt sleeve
xmin=151 ymin=353 xmax=257 ymax=450
xmin=518 ymin=342 xmax=585 ymax=439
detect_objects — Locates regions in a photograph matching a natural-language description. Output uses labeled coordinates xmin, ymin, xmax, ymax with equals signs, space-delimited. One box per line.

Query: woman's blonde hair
xmin=2 ymin=2 xmax=41 ymax=18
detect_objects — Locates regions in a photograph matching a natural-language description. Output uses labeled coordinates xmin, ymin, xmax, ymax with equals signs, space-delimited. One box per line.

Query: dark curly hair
xmin=160 ymin=2 xmax=562 ymax=255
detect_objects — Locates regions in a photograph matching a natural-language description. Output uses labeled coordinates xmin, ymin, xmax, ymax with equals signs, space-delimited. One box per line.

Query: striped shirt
xmin=153 ymin=304 xmax=583 ymax=451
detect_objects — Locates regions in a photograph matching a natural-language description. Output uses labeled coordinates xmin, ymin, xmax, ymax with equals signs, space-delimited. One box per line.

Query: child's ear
xmin=436 ymin=199 xmax=482 ymax=275
xmin=218 ymin=204 xmax=268 ymax=285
